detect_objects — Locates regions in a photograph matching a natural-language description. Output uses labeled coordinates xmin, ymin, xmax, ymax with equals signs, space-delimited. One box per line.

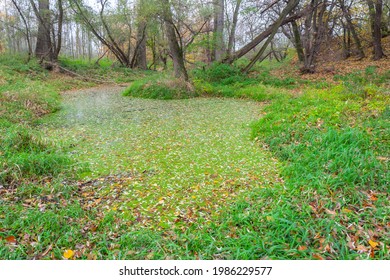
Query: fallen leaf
xmin=298 ymin=245 xmax=307 ymax=251
xmin=63 ymin=249 xmax=75 ymax=259
xmin=325 ymin=209 xmax=336 ymax=216
xmin=356 ymin=245 xmax=369 ymax=252
xmin=369 ymin=195 xmax=378 ymax=201
xmin=313 ymin=254 xmax=324 ymax=260
xmin=87 ymin=253 xmax=97 ymax=260
xmin=368 ymin=240 xmax=379 ymax=249
xmin=5 ymin=236 xmax=17 ymax=244
xmin=41 ymin=245 xmax=53 ymax=258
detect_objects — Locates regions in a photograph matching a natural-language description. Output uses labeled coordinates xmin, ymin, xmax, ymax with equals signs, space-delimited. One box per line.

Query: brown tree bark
xmin=226 ymin=0 xmax=242 ymax=59
xmin=55 ymin=0 xmax=63 ymax=59
xmin=162 ymin=0 xmax=188 ymax=80
xmin=339 ymin=0 xmax=365 ymax=59
xmin=291 ymin=20 xmax=304 ymax=62
xmin=301 ymin=0 xmax=327 ymax=73
xmin=132 ymin=0 xmax=147 ymax=69
xmin=242 ymin=0 xmax=300 ymax=72
xmin=213 ymin=0 xmax=225 ymax=61
xmin=70 ymin=0 xmax=131 ymax=66
xmin=31 ymin=0 xmax=53 ymax=61
xmin=131 ymin=22 xmax=147 ymax=69
xmin=11 ymin=0 xmax=32 ymax=60
xmin=221 ymin=7 xmax=307 ymax=64
xmin=366 ymin=0 xmax=385 ymax=60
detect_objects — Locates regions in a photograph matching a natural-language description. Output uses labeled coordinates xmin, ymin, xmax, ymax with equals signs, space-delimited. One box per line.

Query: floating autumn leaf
xmin=63 ymin=249 xmax=75 ymax=259
xmin=5 ymin=236 xmax=17 ymax=244
xmin=368 ymin=240 xmax=379 ymax=249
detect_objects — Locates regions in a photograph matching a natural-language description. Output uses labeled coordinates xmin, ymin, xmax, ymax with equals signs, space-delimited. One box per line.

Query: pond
xmin=42 ymin=86 xmax=281 ymax=229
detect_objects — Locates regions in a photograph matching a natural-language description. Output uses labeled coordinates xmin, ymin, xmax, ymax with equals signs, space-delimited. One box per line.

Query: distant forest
xmin=0 ymin=0 xmax=389 ymax=78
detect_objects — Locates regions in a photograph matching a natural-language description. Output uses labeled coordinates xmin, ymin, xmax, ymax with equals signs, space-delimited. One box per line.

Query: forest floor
xmin=0 ymin=55 xmax=389 ymax=260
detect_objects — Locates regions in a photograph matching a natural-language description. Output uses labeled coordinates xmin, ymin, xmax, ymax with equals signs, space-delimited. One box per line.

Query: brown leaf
xmin=325 ymin=209 xmax=336 ymax=216
xmin=298 ymin=245 xmax=307 ymax=251
xmin=313 ymin=254 xmax=324 ymax=260
xmin=356 ymin=245 xmax=369 ymax=252
xmin=87 ymin=253 xmax=97 ymax=260
xmin=41 ymin=245 xmax=53 ymax=258
xmin=5 ymin=236 xmax=17 ymax=244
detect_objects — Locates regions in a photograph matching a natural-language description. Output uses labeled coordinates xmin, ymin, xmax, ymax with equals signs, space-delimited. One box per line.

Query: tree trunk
xmin=213 ymin=0 xmax=225 ymax=61
xmin=132 ymin=21 xmax=147 ymax=69
xmin=222 ymin=8 xmax=307 ymax=64
xmin=301 ymin=0 xmax=327 ymax=73
xmin=339 ymin=0 xmax=364 ymax=59
xmin=367 ymin=0 xmax=385 ymax=60
xmin=162 ymin=0 xmax=188 ymax=80
xmin=291 ymin=20 xmax=304 ymax=62
xmin=32 ymin=0 xmax=53 ymax=61
xmin=226 ymin=0 xmax=242 ymax=59
xmin=55 ymin=0 xmax=63 ymax=60
xmin=133 ymin=0 xmax=147 ymax=69
xmin=243 ymin=0 xmax=300 ymax=72
xmin=11 ymin=0 xmax=32 ymax=60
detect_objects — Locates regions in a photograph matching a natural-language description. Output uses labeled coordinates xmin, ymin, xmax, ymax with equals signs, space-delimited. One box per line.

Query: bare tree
xmin=226 ymin=0 xmax=242 ymax=59
xmin=11 ymin=0 xmax=33 ymax=59
xmin=222 ymin=5 xmax=307 ymax=64
xmin=243 ymin=0 xmax=300 ymax=72
xmin=339 ymin=0 xmax=364 ymax=59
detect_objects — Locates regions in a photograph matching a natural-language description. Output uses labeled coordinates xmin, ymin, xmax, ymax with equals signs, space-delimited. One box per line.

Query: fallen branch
xmin=45 ymin=61 xmax=117 ymax=84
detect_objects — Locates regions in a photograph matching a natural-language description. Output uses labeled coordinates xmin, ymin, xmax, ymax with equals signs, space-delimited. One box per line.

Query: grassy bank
xmin=0 ymin=56 xmax=76 ymax=185
xmin=191 ymin=63 xmax=389 ymax=258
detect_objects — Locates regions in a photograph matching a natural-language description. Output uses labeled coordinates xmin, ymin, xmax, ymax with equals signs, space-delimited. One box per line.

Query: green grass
xmin=248 ymin=83 xmax=389 ymax=259
xmin=0 ymin=55 xmax=75 ymax=185
xmin=123 ymin=75 xmax=198 ymax=99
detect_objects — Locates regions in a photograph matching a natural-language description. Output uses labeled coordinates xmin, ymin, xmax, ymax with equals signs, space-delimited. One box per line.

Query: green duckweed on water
xmin=42 ymin=86 xmax=282 ymax=230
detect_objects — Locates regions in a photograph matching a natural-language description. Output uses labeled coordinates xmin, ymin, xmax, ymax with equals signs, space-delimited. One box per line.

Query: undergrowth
xmin=0 ymin=55 xmax=75 ymax=185
xmin=246 ymin=79 xmax=389 ymax=259
xmin=192 ymin=63 xmax=300 ymax=100
xmin=123 ymin=75 xmax=198 ymax=99
xmin=59 ymin=57 xmax=150 ymax=83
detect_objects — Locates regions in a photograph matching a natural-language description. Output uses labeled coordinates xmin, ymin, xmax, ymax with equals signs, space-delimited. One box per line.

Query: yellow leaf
xmin=266 ymin=216 xmax=274 ymax=221
xmin=63 ymin=249 xmax=74 ymax=259
xmin=368 ymin=240 xmax=379 ymax=249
